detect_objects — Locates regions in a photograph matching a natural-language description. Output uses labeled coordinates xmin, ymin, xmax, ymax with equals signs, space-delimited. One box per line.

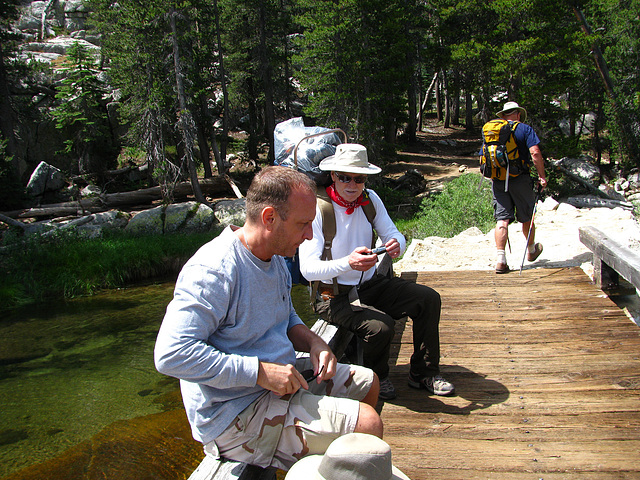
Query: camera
xmin=371 ymin=246 xmax=387 ymax=255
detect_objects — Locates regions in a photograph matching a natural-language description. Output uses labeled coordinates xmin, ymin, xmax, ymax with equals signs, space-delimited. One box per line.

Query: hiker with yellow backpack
xmin=480 ymin=101 xmax=548 ymax=274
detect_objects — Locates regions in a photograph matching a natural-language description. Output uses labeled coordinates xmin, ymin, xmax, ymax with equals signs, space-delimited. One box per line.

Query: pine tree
xmin=294 ymin=0 xmax=413 ymax=162
xmin=50 ymin=42 xmax=113 ymax=175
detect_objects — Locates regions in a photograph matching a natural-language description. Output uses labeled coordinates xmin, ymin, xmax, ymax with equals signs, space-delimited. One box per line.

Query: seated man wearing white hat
xmin=299 ymin=144 xmax=454 ymax=400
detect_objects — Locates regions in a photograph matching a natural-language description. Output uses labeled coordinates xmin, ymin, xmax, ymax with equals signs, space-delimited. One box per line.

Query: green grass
xmin=0 ymin=173 xmax=496 ymax=311
xmin=0 ymin=228 xmax=221 ymax=311
xmin=395 ymin=173 xmax=495 ymax=243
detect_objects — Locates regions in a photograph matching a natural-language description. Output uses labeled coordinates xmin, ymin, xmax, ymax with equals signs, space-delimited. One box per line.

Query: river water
xmin=0 ymin=281 xmax=316 ymax=479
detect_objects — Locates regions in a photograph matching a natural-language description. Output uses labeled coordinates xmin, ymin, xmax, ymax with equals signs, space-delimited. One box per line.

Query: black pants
xmin=316 ymin=275 xmax=442 ymax=380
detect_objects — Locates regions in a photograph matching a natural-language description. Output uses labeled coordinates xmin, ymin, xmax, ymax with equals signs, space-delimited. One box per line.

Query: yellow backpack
xmin=480 ymin=119 xmax=526 ymax=191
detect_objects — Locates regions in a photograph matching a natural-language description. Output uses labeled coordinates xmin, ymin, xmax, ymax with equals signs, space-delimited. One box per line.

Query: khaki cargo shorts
xmin=204 ymin=358 xmax=373 ymax=470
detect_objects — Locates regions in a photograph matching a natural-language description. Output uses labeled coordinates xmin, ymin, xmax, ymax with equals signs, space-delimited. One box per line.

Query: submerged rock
xmin=2 ymin=409 xmax=203 ymax=480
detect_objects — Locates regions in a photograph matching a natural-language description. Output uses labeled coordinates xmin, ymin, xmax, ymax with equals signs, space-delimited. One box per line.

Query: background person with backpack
xmin=299 ymin=144 xmax=454 ymax=401
xmin=485 ymin=101 xmax=548 ymax=274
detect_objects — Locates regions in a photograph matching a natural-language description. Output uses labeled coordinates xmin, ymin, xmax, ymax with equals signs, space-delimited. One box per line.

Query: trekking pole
xmin=519 ymin=183 xmax=542 ymax=275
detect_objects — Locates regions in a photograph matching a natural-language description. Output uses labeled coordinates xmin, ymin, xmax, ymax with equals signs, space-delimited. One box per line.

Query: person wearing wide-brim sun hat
xmin=496 ymin=100 xmax=528 ymax=122
xmin=317 ymin=143 xmax=382 ymax=175
xmin=299 ymin=143 xmax=455 ymax=403
xmin=489 ymin=101 xmax=548 ymax=274
xmin=285 ymin=433 xmax=411 ymax=480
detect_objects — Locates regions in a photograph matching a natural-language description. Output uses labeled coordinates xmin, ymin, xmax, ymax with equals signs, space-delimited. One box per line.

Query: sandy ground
xmin=394 ymin=198 xmax=640 ymax=323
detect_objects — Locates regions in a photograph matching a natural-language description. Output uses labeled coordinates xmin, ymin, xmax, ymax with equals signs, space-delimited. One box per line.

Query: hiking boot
xmin=379 ymin=377 xmax=397 ymax=400
xmin=527 ymin=243 xmax=543 ymax=262
xmin=408 ymin=372 xmax=455 ymax=396
xmin=495 ymin=262 xmax=510 ymax=274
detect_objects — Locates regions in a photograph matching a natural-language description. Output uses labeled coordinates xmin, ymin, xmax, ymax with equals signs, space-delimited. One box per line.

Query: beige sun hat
xmin=318 ymin=143 xmax=382 ymax=175
xmin=496 ymin=101 xmax=527 ymax=122
xmin=285 ymin=433 xmax=411 ymax=480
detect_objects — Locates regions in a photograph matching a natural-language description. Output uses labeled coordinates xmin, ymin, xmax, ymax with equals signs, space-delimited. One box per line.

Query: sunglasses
xmin=301 ymin=365 xmax=324 ymax=382
xmin=335 ymin=173 xmax=367 ymax=184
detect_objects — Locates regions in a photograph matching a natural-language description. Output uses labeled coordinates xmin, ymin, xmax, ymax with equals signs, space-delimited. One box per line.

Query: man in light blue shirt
xmin=155 ymin=166 xmax=381 ymax=470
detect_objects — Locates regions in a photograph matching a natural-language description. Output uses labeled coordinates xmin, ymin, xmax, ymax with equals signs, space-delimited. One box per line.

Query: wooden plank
xmin=187 ymin=455 xmax=276 ymax=480
xmin=383 ymin=267 xmax=640 ymax=479
xmin=579 ymin=225 xmax=640 ymax=290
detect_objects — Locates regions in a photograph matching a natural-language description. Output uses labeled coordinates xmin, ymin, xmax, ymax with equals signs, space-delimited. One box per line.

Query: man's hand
xmin=257 ymin=362 xmax=308 ymax=396
xmin=382 ymin=239 xmax=401 ymax=259
xmin=308 ymin=340 xmax=337 ymax=383
xmin=348 ymin=246 xmax=379 ymax=271
xmin=285 ymin=324 xmax=338 ymax=388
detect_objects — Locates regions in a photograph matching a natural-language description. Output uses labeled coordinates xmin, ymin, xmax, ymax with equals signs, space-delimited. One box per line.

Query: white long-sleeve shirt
xmin=299 ymin=188 xmax=406 ymax=286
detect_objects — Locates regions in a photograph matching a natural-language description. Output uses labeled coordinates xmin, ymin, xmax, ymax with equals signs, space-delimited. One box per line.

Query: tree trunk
xmin=2 ymin=178 xmax=232 ymax=220
xmin=40 ymin=0 xmax=56 ymax=40
xmin=258 ymin=4 xmax=276 ymax=164
xmin=406 ymin=66 xmax=417 ymax=143
xmin=465 ymin=92 xmax=474 ymax=130
xmin=246 ymin=78 xmax=259 ymax=160
xmin=195 ymin=98 xmax=213 ymax=178
xmin=441 ymin=69 xmax=450 ymax=128
xmin=170 ymin=9 xmax=208 ymax=206
xmin=417 ymin=72 xmax=438 ymax=131
xmin=280 ymin=0 xmax=292 ymax=117
xmin=0 ymin=42 xmax=19 ymax=177
xmin=213 ymin=0 xmax=229 ymax=166
xmin=435 ymin=76 xmax=442 ymax=122
xmin=593 ymin=100 xmax=603 ymax=164
xmin=572 ymin=5 xmax=637 ymax=167
xmin=452 ymin=86 xmax=460 ymax=126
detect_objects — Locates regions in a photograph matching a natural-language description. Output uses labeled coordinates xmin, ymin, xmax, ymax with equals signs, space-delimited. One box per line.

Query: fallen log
xmin=1 ymin=177 xmax=233 ymax=220
xmin=565 ymin=195 xmax=635 ymax=211
xmin=0 ymin=213 xmax=27 ymax=230
xmin=548 ymin=161 xmax=615 ymax=200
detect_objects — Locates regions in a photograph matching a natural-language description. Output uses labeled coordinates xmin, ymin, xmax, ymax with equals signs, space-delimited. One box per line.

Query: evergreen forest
xmin=1 ymin=0 xmax=639 ymax=211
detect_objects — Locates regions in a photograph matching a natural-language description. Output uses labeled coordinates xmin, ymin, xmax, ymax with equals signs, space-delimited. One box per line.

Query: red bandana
xmin=326 ymin=184 xmax=370 ymax=215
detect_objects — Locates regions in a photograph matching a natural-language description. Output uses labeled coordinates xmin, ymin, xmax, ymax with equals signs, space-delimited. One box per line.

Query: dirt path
xmin=390 ymin=124 xmax=482 ymax=188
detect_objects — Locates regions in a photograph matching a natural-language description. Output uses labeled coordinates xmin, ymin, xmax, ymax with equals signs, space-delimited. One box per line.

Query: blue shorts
xmin=492 ymin=174 xmax=536 ymax=223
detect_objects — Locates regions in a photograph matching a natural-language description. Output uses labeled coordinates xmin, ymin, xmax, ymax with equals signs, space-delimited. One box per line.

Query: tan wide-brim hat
xmin=496 ymin=101 xmax=527 ymax=122
xmin=285 ymin=433 xmax=411 ymax=480
xmin=318 ymin=143 xmax=382 ymax=175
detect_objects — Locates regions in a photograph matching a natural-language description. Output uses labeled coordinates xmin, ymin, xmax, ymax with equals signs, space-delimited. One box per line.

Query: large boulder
xmin=124 ymin=205 xmax=165 ymax=236
xmin=164 ymin=202 xmax=217 ymax=234
xmin=76 ymin=210 xmax=132 ymax=238
xmin=20 ymin=36 xmax=100 ymax=63
xmin=214 ymin=198 xmax=246 ymax=227
xmin=25 ymin=161 xmax=67 ymax=198
xmin=558 ymin=113 xmax=596 ymax=136
xmin=125 ymin=202 xmax=217 ymax=236
xmin=64 ymin=0 xmax=91 ymax=32
xmin=549 ymin=156 xmax=601 ymax=186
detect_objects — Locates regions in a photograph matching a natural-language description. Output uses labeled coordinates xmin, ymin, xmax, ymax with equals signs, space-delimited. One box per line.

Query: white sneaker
xmin=408 ymin=372 xmax=455 ymax=396
xmin=379 ymin=377 xmax=397 ymax=400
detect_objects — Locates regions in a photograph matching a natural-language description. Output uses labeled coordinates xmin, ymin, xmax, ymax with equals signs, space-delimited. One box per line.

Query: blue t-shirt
xmin=513 ymin=123 xmax=540 ymax=164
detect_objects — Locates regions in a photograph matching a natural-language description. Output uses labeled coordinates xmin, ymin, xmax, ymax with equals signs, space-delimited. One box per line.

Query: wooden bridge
xmin=190 ymin=237 xmax=640 ymax=480
xmin=382 ymin=267 xmax=640 ymax=479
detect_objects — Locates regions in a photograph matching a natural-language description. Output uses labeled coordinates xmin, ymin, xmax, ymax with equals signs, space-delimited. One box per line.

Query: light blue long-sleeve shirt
xmin=154 ymin=226 xmax=304 ymax=444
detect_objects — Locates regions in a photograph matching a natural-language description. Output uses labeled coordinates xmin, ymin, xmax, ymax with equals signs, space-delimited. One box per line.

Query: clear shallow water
xmin=0 ymin=282 xmax=316 ymax=478
xmin=0 ymin=282 xmax=178 ymax=478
